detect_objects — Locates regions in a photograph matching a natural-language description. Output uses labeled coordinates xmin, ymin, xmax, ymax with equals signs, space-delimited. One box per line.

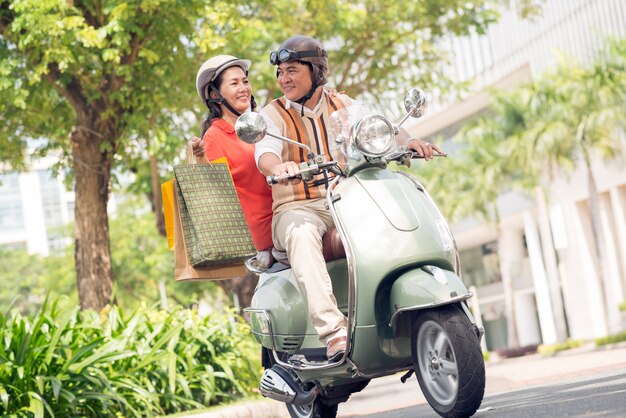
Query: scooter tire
xmin=286 ymin=400 xmax=338 ymax=418
xmin=411 ymin=304 xmax=485 ymax=418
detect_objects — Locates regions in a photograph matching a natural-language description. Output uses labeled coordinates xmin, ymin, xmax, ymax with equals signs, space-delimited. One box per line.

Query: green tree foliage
xmin=0 ymin=0 xmax=537 ymax=311
xmin=0 ymin=298 xmax=261 ymax=416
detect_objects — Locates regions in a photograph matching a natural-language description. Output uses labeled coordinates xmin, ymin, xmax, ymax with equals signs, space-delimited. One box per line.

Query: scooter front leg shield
xmin=388 ymin=267 xmax=473 ymax=327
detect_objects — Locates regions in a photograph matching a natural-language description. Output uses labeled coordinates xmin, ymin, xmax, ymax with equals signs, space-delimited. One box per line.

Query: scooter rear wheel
xmin=286 ymin=401 xmax=338 ymax=418
xmin=411 ymin=305 xmax=485 ymax=418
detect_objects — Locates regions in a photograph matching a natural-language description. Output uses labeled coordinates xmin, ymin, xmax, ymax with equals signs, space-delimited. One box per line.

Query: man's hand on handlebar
xmin=272 ymin=161 xmax=301 ymax=185
xmin=408 ymin=138 xmax=444 ymax=161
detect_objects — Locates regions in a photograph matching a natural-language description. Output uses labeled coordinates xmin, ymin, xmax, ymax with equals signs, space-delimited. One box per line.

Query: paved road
xmin=338 ymin=345 xmax=626 ymax=418
xmin=337 ymin=343 xmax=626 ymax=417
xmin=181 ymin=342 xmax=626 ymax=418
xmin=362 ymin=366 xmax=626 ymax=417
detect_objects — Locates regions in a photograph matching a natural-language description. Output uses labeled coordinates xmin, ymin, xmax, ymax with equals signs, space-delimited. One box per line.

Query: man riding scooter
xmin=254 ymin=34 xmax=441 ymax=362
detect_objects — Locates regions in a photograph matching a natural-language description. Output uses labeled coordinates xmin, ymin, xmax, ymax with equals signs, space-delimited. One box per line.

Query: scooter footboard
xmin=388 ymin=267 xmax=473 ymax=327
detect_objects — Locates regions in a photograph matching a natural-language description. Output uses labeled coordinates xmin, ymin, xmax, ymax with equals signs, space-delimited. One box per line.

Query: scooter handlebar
xmin=266 ymin=161 xmax=340 ymax=186
xmin=266 ymin=173 xmax=300 ymax=185
xmin=411 ymin=151 xmax=447 ymax=159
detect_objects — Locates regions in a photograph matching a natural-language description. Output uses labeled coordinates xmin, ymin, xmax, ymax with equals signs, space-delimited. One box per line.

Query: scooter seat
xmin=270 ymin=228 xmax=346 ymax=267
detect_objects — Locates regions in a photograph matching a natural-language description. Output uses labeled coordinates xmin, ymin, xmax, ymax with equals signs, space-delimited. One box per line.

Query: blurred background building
xmin=0 ymin=157 xmax=75 ymax=256
xmin=408 ymin=0 xmax=626 ymax=350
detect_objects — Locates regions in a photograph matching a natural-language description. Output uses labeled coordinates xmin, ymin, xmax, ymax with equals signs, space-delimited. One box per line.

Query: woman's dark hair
xmin=200 ymin=72 xmax=257 ymax=137
xmin=200 ymin=72 xmax=226 ymax=137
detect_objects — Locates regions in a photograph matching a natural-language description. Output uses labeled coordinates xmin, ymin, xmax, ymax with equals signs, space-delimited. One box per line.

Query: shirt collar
xmin=212 ymin=117 xmax=235 ymax=134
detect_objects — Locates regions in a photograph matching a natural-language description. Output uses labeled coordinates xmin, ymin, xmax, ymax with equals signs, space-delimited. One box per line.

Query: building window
xmin=0 ymin=173 xmax=25 ymax=233
xmin=37 ymin=170 xmax=64 ymax=227
xmin=459 ymin=241 xmax=501 ymax=287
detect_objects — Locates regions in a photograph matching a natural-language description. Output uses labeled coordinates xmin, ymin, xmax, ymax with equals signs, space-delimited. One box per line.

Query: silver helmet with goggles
xmin=270 ymin=35 xmax=328 ymax=87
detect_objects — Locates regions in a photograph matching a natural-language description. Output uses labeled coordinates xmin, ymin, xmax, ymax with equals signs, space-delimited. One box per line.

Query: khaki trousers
xmin=272 ymin=198 xmax=347 ymax=345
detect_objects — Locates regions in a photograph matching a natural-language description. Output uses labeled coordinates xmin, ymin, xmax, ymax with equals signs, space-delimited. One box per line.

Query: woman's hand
xmin=326 ymin=87 xmax=345 ymax=98
xmin=190 ymin=137 xmax=205 ymax=157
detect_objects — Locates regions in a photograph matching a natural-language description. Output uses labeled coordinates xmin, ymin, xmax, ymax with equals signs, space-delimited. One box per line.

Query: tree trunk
xmin=150 ymin=154 xmax=166 ymax=237
xmin=71 ymin=124 xmax=114 ymax=311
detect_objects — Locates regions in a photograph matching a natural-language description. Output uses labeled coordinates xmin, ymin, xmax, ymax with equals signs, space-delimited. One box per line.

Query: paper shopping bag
xmin=173 ymin=159 xmax=256 ymax=267
xmin=173 ymin=180 xmax=248 ymax=281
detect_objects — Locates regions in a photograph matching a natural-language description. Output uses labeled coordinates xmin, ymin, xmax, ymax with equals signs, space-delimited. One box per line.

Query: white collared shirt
xmin=254 ymin=91 xmax=328 ymax=166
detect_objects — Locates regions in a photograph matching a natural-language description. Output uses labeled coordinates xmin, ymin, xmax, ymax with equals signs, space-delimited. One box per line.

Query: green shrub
xmin=537 ymin=339 xmax=584 ymax=356
xmin=619 ymin=301 xmax=626 ymax=312
xmin=595 ymin=330 xmax=626 ymax=346
xmin=0 ymin=298 xmax=261 ymax=417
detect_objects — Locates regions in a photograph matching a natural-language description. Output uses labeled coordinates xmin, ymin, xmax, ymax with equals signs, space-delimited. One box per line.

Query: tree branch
xmin=45 ymin=64 xmax=89 ymax=119
xmin=0 ymin=1 xmax=16 ymax=34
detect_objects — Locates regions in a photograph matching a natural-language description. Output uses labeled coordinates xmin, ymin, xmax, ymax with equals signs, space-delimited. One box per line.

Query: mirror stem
xmin=267 ymin=132 xmax=313 ymax=155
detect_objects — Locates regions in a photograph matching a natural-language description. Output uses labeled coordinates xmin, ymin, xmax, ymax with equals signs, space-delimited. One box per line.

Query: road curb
xmin=179 ymin=399 xmax=288 ymax=418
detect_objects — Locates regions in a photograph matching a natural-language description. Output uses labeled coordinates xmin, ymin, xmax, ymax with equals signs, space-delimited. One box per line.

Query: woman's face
xmin=216 ymin=66 xmax=252 ymax=115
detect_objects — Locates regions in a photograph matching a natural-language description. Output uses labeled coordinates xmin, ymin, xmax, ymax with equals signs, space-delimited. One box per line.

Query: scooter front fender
xmin=388 ymin=267 xmax=473 ymax=327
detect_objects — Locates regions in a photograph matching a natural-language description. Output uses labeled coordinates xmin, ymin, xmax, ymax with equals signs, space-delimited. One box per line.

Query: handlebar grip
xmin=411 ymin=151 xmax=447 ymax=159
xmin=266 ymin=173 xmax=300 ymax=185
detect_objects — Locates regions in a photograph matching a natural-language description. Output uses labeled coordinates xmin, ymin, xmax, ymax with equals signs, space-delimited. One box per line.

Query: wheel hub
xmin=429 ymin=354 xmax=441 ymax=371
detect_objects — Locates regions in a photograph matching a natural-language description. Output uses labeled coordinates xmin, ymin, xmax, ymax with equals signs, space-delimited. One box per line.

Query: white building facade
xmin=0 ymin=157 xmax=75 ymax=256
xmin=409 ymin=0 xmax=626 ymax=350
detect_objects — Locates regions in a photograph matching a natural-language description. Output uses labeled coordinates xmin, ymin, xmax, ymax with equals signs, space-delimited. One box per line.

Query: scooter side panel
xmin=249 ymin=259 xmax=349 ymax=350
xmin=250 ymin=274 xmax=309 ymax=349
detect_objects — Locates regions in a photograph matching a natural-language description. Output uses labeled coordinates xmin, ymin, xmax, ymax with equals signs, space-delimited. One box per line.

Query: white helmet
xmin=195 ymin=55 xmax=251 ymax=104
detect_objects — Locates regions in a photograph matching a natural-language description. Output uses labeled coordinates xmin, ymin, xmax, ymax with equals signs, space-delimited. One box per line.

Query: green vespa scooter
xmin=235 ymin=88 xmax=485 ymax=418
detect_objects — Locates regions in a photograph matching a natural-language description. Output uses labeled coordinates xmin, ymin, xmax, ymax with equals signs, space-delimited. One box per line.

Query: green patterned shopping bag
xmin=173 ymin=159 xmax=256 ymax=267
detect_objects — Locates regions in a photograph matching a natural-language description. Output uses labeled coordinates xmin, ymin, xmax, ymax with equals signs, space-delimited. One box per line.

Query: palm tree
xmin=514 ymin=44 xmax=626 ymax=335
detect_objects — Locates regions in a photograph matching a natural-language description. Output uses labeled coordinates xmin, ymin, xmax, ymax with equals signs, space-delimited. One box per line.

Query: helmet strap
xmin=294 ymin=83 xmax=318 ymax=117
xmin=207 ymin=84 xmax=243 ymax=117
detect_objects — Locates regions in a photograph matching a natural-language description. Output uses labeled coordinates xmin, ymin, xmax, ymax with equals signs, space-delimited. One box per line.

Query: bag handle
xmin=185 ymin=140 xmax=210 ymax=165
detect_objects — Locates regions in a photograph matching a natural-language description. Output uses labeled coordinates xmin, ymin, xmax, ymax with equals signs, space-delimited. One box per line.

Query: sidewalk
xmin=176 ymin=341 xmax=626 ymax=418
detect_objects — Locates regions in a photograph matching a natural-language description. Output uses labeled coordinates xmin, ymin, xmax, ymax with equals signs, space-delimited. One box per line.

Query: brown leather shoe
xmin=326 ymin=336 xmax=347 ymax=362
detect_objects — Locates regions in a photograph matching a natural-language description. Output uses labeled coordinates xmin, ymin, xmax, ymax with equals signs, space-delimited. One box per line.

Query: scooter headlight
xmin=351 ymin=115 xmax=394 ymax=157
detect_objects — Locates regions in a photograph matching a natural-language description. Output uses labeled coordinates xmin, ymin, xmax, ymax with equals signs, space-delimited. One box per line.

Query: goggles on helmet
xmin=269 ymin=48 xmax=327 ymax=65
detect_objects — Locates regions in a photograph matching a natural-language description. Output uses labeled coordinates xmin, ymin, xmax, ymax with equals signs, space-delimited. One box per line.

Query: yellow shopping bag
xmin=161 ymin=179 xmax=176 ymax=250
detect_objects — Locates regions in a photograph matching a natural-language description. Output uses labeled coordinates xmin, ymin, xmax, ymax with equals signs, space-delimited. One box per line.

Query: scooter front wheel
xmin=411 ymin=305 xmax=485 ymax=418
xmin=286 ymin=399 xmax=338 ymax=418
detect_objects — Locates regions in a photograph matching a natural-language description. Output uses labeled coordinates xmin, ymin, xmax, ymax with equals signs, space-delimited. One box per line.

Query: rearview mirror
xmin=235 ymin=112 xmax=267 ymax=144
xmin=404 ymin=87 xmax=429 ymax=118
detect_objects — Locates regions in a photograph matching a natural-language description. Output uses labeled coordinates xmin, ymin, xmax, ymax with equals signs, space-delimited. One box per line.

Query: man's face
xmin=276 ymin=61 xmax=313 ymax=101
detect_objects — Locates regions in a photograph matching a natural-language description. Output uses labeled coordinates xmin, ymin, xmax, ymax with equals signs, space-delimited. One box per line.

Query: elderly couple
xmin=192 ymin=35 xmax=440 ymax=362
